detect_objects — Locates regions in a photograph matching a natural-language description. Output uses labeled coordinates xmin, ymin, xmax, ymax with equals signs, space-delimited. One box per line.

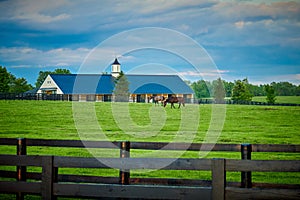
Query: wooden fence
xmin=0 ymin=138 xmax=299 ymax=199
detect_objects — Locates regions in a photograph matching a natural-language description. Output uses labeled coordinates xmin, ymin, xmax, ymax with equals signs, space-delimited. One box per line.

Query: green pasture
xmin=0 ymin=100 xmax=299 ymax=144
xmin=252 ymin=96 xmax=300 ymax=104
xmin=0 ymin=100 xmax=299 ymax=189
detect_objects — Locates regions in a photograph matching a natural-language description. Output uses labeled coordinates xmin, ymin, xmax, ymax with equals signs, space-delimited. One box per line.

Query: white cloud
xmin=0 ymin=0 xmax=71 ymax=24
xmin=178 ymin=69 xmax=229 ymax=77
xmin=0 ymin=0 xmax=299 ymax=85
xmin=15 ymin=13 xmax=70 ymax=23
xmin=0 ymin=47 xmax=89 ymax=67
xmin=221 ymin=71 xmax=300 ymax=85
xmin=253 ymin=74 xmax=300 ymax=85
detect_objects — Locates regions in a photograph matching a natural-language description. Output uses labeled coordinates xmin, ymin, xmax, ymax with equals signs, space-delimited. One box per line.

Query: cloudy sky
xmin=0 ymin=0 xmax=299 ymax=85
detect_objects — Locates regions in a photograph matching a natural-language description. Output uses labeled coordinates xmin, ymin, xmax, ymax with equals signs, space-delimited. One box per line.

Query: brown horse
xmin=163 ymin=96 xmax=185 ymax=109
xmin=149 ymin=95 xmax=165 ymax=106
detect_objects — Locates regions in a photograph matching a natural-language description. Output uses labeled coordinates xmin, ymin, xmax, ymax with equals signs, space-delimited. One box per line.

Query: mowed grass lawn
xmin=252 ymin=96 xmax=300 ymax=104
xmin=0 ymin=100 xmax=299 ymax=186
xmin=0 ymin=100 xmax=299 ymax=143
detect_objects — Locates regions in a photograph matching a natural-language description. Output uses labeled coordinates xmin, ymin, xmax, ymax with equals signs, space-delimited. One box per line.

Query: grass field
xmin=252 ymin=96 xmax=300 ymax=104
xmin=0 ymin=100 xmax=299 ymax=190
xmin=0 ymin=100 xmax=299 ymax=144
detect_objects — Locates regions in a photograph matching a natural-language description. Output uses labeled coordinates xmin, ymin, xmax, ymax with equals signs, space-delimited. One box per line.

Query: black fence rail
xmin=1 ymin=93 xmax=299 ymax=106
xmin=198 ymin=98 xmax=300 ymax=106
xmin=0 ymin=93 xmax=68 ymax=101
xmin=0 ymin=138 xmax=299 ymax=199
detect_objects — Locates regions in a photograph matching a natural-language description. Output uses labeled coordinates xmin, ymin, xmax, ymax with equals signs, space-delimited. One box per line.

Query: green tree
xmin=271 ymin=81 xmax=297 ymax=96
xmin=231 ymin=78 xmax=253 ymax=101
xmin=296 ymin=85 xmax=300 ymax=96
xmin=191 ymin=80 xmax=210 ymax=98
xmin=265 ymin=84 xmax=276 ymax=104
xmin=9 ymin=77 xmax=33 ymax=93
xmin=54 ymin=68 xmax=71 ymax=74
xmin=223 ymin=81 xmax=234 ymax=97
xmin=35 ymin=68 xmax=71 ymax=88
xmin=249 ymin=84 xmax=265 ymax=96
xmin=213 ymin=78 xmax=225 ymax=103
xmin=0 ymin=66 xmax=10 ymax=92
xmin=113 ymin=72 xmax=130 ymax=102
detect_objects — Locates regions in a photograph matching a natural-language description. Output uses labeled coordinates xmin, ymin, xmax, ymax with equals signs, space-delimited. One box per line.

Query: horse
xmin=163 ymin=96 xmax=185 ymax=109
xmin=149 ymin=95 xmax=165 ymax=106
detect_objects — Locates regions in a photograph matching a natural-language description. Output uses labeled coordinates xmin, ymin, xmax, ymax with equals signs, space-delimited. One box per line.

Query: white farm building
xmin=38 ymin=59 xmax=194 ymax=102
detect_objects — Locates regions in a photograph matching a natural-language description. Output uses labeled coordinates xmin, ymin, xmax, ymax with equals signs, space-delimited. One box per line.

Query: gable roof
xmin=48 ymin=74 xmax=194 ymax=95
xmin=126 ymin=75 xmax=194 ymax=94
xmin=50 ymin=74 xmax=114 ymax=94
xmin=24 ymin=88 xmax=39 ymax=94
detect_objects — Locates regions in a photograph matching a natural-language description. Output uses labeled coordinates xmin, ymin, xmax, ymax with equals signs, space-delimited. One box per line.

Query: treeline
xmin=190 ymin=78 xmax=300 ymax=99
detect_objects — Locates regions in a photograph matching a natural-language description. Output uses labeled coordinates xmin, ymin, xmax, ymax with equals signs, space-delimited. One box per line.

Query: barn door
xmin=137 ymin=95 xmax=141 ymax=103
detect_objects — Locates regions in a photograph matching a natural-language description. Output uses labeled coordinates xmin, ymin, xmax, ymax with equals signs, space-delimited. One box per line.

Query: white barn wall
xmin=38 ymin=75 xmax=64 ymax=94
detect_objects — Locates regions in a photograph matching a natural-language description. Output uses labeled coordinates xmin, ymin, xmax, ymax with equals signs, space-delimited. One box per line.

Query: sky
xmin=0 ymin=0 xmax=299 ymax=86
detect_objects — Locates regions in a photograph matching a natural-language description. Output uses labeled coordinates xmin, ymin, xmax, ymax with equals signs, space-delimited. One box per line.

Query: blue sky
xmin=0 ymin=0 xmax=299 ymax=86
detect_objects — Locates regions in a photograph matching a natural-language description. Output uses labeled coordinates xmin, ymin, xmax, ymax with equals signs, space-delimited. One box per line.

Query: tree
xmin=9 ymin=77 xmax=33 ymax=93
xmin=53 ymin=68 xmax=71 ymax=74
xmin=0 ymin=66 xmax=10 ymax=92
xmin=265 ymin=84 xmax=276 ymax=104
xmin=213 ymin=78 xmax=226 ymax=103
xmin=231 ymin=78 xmax=253 ymax=101
xmin=249 ymin=84 xmax=265 ymax=96
xmin=296 ymin=85 xmax=300 ymax=96
xmin=223 ymin=81 xmax=234 ymax=97
xmin=270 ymin=81 xmax=298 ymax=96
xmin=35 ymin=68 xmax=71 ymax=88
xmin=0 ymin=66 xmax=33 ymax=93
xmin=113 ymin=72 xmax=130 ymax=102
xmin=191 ymin=80 xmax=210 ymax=98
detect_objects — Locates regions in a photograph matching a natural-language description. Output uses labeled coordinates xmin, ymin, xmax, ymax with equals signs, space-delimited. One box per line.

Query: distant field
xmin=0 ymin=100 xmax=299 ymax=187
xmin=252 ymin=96 xmax=300 ymax=104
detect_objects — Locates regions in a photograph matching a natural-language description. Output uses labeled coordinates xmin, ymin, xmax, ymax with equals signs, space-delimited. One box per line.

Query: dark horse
xmin=163 ymin=96 xmax=185 ymax=109
xmin=150 ymin=95 xmax=165 ymax=106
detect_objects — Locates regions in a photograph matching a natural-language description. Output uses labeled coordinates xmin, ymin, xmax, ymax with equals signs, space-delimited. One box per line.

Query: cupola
xmin=111 ymin=58 xmax=121 ymax=78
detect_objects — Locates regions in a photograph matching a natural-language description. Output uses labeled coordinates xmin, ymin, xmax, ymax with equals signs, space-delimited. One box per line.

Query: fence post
xmin=119 ymin=141 xmax=130 ymax=185
xmin=212 ymin=158 xmax=225 ymax=200
xmin=241 ymin=144 xmax=252 ymax=188
xmin=41 ymin=156 xmax=55 ymax=200
xmin=52 ymin=166 xmax=58 ymax=200
xmin=16 ymin=138 xmax=26 ymax=200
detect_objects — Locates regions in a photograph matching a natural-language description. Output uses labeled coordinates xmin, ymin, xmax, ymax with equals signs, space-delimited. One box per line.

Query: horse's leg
xmin=178 ymin=102 xmax=181 ymax=108
xmin=171 ymin=103 xmax=174 ymax=109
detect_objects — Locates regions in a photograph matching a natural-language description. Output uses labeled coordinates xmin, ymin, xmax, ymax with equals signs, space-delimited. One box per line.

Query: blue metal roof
xmin=127 ymin=75 xmax=194 ymax=94
xmin=50 ymin=74 xmax=114 ymax=94
xmin=49 ymin=74 xmax=194 ymax=95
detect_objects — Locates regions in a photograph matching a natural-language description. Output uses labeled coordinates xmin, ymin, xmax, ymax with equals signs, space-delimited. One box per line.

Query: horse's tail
xmin=180 ymin=97 xmax=185 ymax=106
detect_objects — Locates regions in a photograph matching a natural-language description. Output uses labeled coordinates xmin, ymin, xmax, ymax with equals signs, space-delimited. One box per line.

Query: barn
xmin=37 ymin=59 xmax=194 ymax=102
